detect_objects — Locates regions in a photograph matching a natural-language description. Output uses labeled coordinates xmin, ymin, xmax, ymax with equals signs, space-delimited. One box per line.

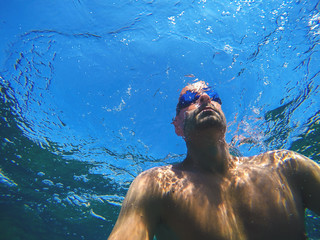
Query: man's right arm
xmin=108 ymin=171 xmax=161 ymax=240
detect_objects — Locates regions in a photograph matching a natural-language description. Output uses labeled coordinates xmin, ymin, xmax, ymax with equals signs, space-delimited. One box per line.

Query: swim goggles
xmin=176 ymin=87 xmax=222 ymax=114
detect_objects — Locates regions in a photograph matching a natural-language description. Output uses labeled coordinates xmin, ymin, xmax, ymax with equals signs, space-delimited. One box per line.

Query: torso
xmin=150 ymin=150 xmax=306 ymax=240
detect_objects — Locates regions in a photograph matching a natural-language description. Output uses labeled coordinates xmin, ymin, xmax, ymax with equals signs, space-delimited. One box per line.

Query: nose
xmin=199 ymin=93 xmax=211 ymax=105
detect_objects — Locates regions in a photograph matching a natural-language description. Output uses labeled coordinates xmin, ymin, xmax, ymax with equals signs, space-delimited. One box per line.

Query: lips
xmin=202 ymin=107 xmax=215 ymax=112
xmin=199 ymin=105 xmax=217 ymax=113
xmin=197 ymin=105 xmax=219 ymax=118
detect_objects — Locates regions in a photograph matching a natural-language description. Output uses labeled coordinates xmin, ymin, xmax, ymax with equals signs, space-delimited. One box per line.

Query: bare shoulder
xmin=134 ymin=165 xmax=177 ymax=183
xmin=108 ymin=167 xmax=175 ymax=239
xmin=239 ymin=150 xmax=320 ymax=187
xmin=119 ymin=166 xmax=176 ymax=213
xmin=242 ymin=149 xmax=313 ymax=169
xmin=129 ymin=165 xmax=178 ymax=194
xmin=249 ymin=151 xmax=320 ymax=215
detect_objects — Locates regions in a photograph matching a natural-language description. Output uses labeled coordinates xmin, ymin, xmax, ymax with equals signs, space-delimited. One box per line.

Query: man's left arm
xmin=292 ymin=153 xmax=320 ymax=215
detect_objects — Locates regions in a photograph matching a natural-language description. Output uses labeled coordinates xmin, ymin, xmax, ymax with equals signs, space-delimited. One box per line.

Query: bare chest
xmin=157 ymin=169 xmax=305 ymax=240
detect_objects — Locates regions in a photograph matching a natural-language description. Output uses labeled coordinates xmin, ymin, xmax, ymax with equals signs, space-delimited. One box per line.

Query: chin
xmin=197 ymin=121 xmax=226 ymax=132
xmin=196 ymin=115 xmax=227 ymax=132
xmin=183 ymin=110 xmax=227 ymax=137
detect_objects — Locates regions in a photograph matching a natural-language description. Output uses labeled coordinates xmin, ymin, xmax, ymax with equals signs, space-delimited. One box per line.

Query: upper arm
xmin=108 ymin=172 xmax=161 ymax=240
xmin=284 ymin=151 xmax=320 ymax=215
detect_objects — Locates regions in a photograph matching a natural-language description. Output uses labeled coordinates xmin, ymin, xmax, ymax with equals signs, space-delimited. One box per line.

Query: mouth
xmin=199 ymin=105 xmax=217 ymax=114
xmin=201 ymin=107 xmax=215 ymax=112
xmin=197 ymin=105 xmax=219 ymax=118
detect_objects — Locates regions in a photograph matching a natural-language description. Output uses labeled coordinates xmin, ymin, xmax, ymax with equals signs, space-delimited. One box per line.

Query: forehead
xmin=179 ymin=81 xmax=209 ymax=98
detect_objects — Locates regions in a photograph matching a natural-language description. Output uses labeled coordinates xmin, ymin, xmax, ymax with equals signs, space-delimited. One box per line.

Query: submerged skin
xmin=108 ymin=81 xmax=320 ymax=240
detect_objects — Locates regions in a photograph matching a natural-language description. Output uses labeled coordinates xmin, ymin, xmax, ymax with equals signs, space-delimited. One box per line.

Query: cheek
xmin=176 ymin=107 xmax=192 ymax=129
xmin=212 ymin=102 xmax=223 ymax=112
xmin=175 ymin=112 xmax=185 ymax=130
xmin=181 ymin=106 xmax=196 ymax=120
xmin=184 ymin=104 xmax=198 ymax=113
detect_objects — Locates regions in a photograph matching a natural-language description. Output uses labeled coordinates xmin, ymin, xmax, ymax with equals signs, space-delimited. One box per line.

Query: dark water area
xmin=1 ymin=0 xmax=320 ymax=239
xmin=0 ymin=92 xmax=121 ymax=240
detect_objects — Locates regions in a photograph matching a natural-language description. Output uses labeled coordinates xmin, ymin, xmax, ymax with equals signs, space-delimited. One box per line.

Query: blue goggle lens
xmin=176 ymin=88 xmax=222 ymax=114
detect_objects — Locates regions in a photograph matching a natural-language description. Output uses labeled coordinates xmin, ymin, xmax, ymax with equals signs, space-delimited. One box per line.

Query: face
xmin=173 ymin=81 xmax=227 ymax=139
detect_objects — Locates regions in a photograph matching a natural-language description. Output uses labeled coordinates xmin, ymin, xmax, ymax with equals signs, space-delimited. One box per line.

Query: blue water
xmin=0 ymin=0 xmax=319 ymax=239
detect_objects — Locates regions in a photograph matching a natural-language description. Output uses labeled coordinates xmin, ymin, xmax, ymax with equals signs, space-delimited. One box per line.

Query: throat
xmin=184 ymin=139 xmax=231 ymax=174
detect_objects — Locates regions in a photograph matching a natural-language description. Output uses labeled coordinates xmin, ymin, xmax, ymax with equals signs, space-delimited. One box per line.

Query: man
xmin=108 ymin=81 xmax=320 ymax=240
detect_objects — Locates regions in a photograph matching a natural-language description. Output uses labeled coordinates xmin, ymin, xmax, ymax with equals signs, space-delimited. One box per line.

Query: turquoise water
xmin=0 ymin=0 xmax=320 ymax=239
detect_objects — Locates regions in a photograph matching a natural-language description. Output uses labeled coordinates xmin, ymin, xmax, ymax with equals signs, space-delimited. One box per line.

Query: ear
xmin=172 ymin=118 xmax=184 ymax=137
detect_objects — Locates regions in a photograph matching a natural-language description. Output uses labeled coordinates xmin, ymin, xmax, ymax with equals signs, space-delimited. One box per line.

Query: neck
xmin=183 ymin=130 xmax=231 ymax=174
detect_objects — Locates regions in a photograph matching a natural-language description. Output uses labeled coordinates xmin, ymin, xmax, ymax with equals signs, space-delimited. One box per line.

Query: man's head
xmin=172 ymin=81 xmax=227 ymax=141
